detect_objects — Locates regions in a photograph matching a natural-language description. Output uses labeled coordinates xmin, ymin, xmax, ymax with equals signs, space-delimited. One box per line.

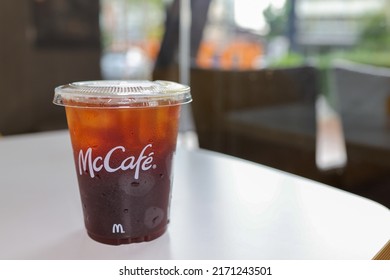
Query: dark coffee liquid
xmin=77 ymin=149 xmax=173 ymax=245
xmin=66 ymin=105 xmax=180 ymax=245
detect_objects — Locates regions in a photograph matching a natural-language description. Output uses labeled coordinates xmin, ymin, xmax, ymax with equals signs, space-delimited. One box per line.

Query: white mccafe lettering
xmin=78 ymin=144 xmax=155 ymax=179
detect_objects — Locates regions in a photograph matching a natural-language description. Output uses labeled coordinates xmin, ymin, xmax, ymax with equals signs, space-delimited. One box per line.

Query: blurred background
xmin=1 ymin=0 xmax=390 ymax=207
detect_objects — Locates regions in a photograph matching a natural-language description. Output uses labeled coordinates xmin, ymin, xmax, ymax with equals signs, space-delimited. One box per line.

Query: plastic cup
xmin=53 ymin=80 xmax=191 ymax=245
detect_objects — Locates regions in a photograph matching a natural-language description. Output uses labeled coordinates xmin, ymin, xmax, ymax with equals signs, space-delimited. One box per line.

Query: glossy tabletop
xmin=0 ymin=131 xmax=389 ymax=259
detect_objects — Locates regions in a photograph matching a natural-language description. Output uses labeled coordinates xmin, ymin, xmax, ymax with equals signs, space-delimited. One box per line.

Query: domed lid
xmin=53 ymin=80 xmax=191 ymax=108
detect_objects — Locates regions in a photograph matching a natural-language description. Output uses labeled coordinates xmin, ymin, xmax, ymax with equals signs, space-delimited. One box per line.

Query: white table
xmin=0 ymin=131 xmax=389 ymax=259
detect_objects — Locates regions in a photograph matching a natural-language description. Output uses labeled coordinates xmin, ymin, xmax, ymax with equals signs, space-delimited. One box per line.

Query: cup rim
xmin=53 ymin=80 xmax=192 ymax=108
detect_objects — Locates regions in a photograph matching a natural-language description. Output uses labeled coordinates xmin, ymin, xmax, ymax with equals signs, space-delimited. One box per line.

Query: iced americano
xmin=53 ymin=80 xmax=191 ymax=245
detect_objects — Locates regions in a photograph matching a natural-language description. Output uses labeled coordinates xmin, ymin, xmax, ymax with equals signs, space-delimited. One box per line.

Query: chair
xmin=190 ymin=65 xmax=340 ymax=184
xmin=330 ymin=60 xmax=390 ymax=207
xmin=0 ymin=1 xmax=101 ymax=136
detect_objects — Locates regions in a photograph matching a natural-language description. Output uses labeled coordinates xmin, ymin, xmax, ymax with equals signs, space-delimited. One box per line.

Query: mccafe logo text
xmin=78 ymin=144 xmax=155 ymax=180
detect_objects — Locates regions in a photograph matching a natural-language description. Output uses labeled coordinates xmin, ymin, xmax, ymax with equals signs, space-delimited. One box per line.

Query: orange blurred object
xmin=196 ymin=40 xmax=263 ymax=69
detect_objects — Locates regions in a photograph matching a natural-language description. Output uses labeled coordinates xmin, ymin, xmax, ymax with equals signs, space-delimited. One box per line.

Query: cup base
xmin=86 ymin=225 xmax=167 ymax=245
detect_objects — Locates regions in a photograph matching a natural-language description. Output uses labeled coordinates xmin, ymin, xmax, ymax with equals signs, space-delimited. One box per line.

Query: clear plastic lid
xmin=53 ymin=80 xmax=191 ymax=108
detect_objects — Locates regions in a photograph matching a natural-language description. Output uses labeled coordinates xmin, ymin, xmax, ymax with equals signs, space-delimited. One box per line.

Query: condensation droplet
xmin=144 ymin=207 xmax=164 ymax=228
